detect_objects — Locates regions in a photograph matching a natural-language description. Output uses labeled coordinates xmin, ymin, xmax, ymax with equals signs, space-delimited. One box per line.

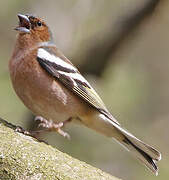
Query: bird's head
xmin=15 ymin=14 xmax=52 ymax=44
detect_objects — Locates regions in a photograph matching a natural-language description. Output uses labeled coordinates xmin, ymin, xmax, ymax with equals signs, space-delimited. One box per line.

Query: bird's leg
xmin=34 ymin=116 xmax=72 ymax=139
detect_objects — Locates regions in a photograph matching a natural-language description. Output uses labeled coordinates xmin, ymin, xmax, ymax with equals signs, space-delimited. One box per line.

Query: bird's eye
xmin=37 ymin=21 xmax=42 ymax=27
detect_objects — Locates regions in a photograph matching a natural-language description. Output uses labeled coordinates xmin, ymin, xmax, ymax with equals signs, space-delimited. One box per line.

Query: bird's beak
xmin=15 ymin=14 xmax=30 ymax=33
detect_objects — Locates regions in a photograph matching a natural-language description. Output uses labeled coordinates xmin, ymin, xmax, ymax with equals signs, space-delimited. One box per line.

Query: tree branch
xmin=0 ymin=118 xmax=121 ymax=180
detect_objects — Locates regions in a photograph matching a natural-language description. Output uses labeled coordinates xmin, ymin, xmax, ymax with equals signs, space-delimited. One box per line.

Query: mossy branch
xmin=0 ymin=118 xmax=121 ymax=180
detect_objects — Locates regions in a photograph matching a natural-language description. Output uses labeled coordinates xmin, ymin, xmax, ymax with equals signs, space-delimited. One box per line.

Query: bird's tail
xmin=83 ymin=114 xmax=161 ymax=175
xmin=110 ymin=120 xmax=161 ymax=175
xmin=115 ymin=125 xmax=161 ymax=175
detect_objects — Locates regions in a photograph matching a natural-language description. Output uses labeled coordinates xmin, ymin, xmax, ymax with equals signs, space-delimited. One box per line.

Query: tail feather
xmin=122 ymin=137 xmax=159 ymax=175
xmin=113 ymin=123 xmax=161 ymax=175
xmin=83 ymin=113 xmax=161 ymax=175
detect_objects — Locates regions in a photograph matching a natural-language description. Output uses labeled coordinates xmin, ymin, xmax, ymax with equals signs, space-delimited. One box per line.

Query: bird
xmin=9 ymin=13 xmax=161 ymax=175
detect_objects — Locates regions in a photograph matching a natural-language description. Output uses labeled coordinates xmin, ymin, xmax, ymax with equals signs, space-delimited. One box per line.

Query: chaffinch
xmin=9 ymin=14 xmax=161 ymax=175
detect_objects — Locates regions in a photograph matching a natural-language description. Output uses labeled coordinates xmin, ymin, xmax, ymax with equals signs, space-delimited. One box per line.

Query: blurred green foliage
xmin=0 ymin=0 xmax=168 ymax=180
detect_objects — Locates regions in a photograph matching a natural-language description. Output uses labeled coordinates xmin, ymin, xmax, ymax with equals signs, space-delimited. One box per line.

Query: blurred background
xmin=0 ymin=0 xmax=168 ymax=179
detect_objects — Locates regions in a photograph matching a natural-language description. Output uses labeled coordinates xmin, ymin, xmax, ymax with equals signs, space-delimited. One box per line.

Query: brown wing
xmin=37 ymin=46 xmax=120 ymax=125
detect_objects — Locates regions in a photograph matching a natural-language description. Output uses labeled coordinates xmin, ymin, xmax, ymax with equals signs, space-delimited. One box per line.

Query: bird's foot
xmin=15 ymin=126 xmax=47 ymax=143
xmin=34 ymin=116 xmax=71 ymax=139
xmin=15 ymin=126 xmax=31 ymax=135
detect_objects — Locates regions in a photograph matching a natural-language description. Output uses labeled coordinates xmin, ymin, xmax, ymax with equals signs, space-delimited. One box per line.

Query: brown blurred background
xmin=0 ymin=0 xmax=168 ymax=179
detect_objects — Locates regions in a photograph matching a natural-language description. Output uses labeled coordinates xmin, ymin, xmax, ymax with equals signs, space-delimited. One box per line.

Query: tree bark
xmin=0 ymin=118 xmax=121 ymax=180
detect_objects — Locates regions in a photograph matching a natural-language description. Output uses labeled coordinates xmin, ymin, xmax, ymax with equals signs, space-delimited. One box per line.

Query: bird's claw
xmin=15 ymin=126 xmax=31 ymax=135
xmin=58 ymin=128 xmax=70 ymax=140
xmin=34 ymin=116 xmax=70 ymax=139
xmin=34 ymin=116 xmax=46 ymax=122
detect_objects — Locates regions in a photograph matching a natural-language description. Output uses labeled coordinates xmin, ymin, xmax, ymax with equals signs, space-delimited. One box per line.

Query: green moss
xmin=0 ymin=118 xmax=121 ymax=180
